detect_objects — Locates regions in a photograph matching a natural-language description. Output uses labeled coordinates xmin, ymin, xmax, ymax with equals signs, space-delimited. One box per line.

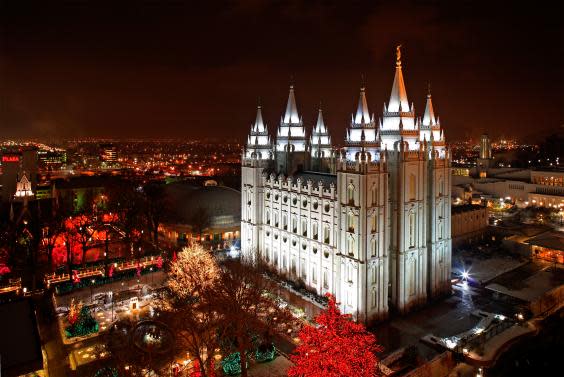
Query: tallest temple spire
xmin=388 ymin=45 xmax=409 ymax=112
xmin=283 ymin=85 xmax=300 ymax=124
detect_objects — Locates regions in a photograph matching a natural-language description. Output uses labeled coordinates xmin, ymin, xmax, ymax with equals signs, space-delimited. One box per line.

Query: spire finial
xmin=427 ymin=81 xmax=431 ymax=98
xmin=290 ymin=74 xmax=294 ymax=88
xmin=396 ymin=44 xmax=402 ymax=66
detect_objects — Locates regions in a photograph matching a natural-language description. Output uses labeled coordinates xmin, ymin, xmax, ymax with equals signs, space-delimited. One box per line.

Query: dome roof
xmin=165 ymin=183 xmax=241 ymax=229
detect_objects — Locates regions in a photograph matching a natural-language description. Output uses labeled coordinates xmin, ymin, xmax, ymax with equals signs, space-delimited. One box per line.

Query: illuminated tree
xmin=288 ymin=294 xmax=383 ymax=377
xmin=159 ymin=245 xmax=222 ymax=377
xmin=72 ymin=214 xmax=92 ymax=267
xmin=61 ymin=219 xmax=79 ymax=280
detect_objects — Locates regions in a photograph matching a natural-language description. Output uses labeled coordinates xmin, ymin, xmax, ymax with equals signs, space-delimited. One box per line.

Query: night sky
xmin=0 ymin=0 xmax=562 ymax=143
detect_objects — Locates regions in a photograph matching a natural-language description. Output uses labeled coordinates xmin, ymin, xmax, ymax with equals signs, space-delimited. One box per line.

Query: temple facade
xmin=241 ymin=48 xmax=452 ymax=322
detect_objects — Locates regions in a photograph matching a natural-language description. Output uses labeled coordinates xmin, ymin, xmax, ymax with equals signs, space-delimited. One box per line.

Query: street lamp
xmin=90 ymin=279 xmax=95 ymax=303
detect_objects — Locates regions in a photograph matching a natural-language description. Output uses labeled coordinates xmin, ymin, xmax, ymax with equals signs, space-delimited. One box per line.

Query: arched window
xmin=347 ymin=264 xmax=354 ymax=282
xmin=282 ymin=214 xmax=287 ymax=230
xmin=265 ymin=209 xmax=270 ymax=225
xmin=347 ymin=211 xmax=355 ymax=232
xmin=323 ymin=224 xmax=330 ymax=244
xmin=274 ymin=213 xmax=279 ymax=227
xmin=438 ymin=176 xmax=444 ymax=196
xmin=347 ymin=183 xmax=355 ymax=205
xmin=301 ymin=218 xmax=307 ymax=236
xmin=292 ymin=216 xmax=297 ymax=233
xmin=312 ymin=222 xmax=318 ymax=240
xmin=409 ymin=174 xmax=416 ymax=200
xmin=370 ymin=237 xmax=377 ymax=257
xmin=371 ymin=266 xmax=377 ymax=284
xmin=371 ymin=214 xmax=377 ymax=233
xmin=371 ymin=184 xmax=378 ymax=206
xmin=347 ymin=236 xmax=355 ymax=256
xmin=408 ymin=211 xmax=416 ymax=247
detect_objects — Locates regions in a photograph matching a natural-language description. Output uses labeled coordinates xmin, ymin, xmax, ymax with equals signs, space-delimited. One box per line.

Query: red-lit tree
xmin=288 ymin=294 xmax=383 ymax=377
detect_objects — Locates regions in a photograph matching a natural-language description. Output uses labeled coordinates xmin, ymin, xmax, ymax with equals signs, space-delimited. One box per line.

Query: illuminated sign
xmin=2 ymin=155 xmax=20 ymax=163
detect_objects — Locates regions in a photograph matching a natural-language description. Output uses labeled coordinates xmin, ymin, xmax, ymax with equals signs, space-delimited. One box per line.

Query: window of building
xmin=371 ymin=289 xmax=377 ymax=309
xmin=371 ymin=238 xmax=377 ymax=257
xmin=283 ymin=215 xmax=287 ymax=230
xmin=312 ymin=222 xmax=318 ymax=240
xmin=408 ymin=259 xmax=416 ymax=296
xmin=291 ymin=258 xmax=296 ymax=275
xmin=301 ymin=258 xmax=306 ymax=279
xmin=323 ymin=268 xmax=328 ymax=288
xmin=347 ymin=183 xmax=355 ymax=206
xmin=371 ymin=265 xmax=377 ymax=284
xmin=347 ymin=265 xmax=353 ymax=283
xmin=348 ymin=211 xmax=355 ymax=232
xmin=371 ymin=214 xmax=377 ymax=233
xmin=324 ymin=224 xmax=330 ymax=244
xmin=348 ymin=237 xmax=355 ymax=257
xmin=292 ymin=216 xmax=297 ymax=233
xmin=409 ymin=174 xmax=416 ymax=201
xmin=371 ymin=184 xmax=378 ymax=206
xmin=409 ymin=211 xmax=416 ymax=248
xmin=311 ymin=264 xmax=317 ymax=284
xmin=265 ymin=210 xmax=270 ymax=225
xmin=274 ymin=213 xmax=279 ymax=227
xmin=302 ymin=218 xmax=307 ymax=237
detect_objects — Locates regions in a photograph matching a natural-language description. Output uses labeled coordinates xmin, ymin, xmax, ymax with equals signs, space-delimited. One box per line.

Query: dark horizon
xmin=0 ymin=1 xmax=562 ymax=143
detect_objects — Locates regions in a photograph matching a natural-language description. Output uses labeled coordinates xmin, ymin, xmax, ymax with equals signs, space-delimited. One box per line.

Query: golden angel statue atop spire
xmin=396 ymin=44 xmax=402 ymax=65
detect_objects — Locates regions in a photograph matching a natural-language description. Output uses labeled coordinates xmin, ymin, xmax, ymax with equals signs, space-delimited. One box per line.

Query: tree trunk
xmin=239 ymin=343 xmax=248 ymax=377
xmin=67 ymin=243 xmax=73 ymax=282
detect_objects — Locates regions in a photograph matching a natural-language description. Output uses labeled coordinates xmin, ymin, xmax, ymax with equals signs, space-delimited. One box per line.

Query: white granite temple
xmin=241 ymin=48 xmax=452 ymax=322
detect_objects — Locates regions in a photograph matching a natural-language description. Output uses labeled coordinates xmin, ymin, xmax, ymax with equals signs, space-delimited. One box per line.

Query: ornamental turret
xmin=380 ymin=45 xmax=417 ymax=151
xmin=344 ymin=87 xmax=380 ymax=162
xmin=244 ymin=104 xmax=272 ymax=161
xmin=276 ymin=85 xmax=308 ymax=174
xmin=310 ymin=107 xmax=333 ymax=172
xmin=276 ymin=85 xmax=307 ymax=152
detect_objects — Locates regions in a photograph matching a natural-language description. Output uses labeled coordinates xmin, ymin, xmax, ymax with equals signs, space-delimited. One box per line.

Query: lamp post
xmin=90 ymin=279 xmax=95 ymax=303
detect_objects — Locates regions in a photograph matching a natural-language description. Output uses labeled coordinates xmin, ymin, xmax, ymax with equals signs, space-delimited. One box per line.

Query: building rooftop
xmin=292 ymin=171 xmax=337 ymax=187
xmin=526 ymin=231 xmax=564 ymax=251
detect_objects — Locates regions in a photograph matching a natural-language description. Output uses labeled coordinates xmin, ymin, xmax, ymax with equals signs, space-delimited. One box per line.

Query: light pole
xmin=90 ymin=279 xmax=95 ymax=303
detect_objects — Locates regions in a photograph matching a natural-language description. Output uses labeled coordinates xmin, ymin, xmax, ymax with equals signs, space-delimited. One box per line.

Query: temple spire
xmin=354 ymin=87 xmax=370 ymax=125
xmin=315 ymin=107 xmax=326 ymax=133
xmin=252 ymin=104 xmax=267 ymax=133
xmin=422 ymin=89 xmax=436 ymax=126
xmin=283 ymin=85 xmax=299 ymax=124
xmin=388 ymin=45 xmax=409 ymax=112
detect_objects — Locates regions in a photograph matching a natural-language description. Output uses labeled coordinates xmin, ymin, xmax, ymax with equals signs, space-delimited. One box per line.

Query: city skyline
xmin=0 ymin=1 xmax=562 ymax=142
